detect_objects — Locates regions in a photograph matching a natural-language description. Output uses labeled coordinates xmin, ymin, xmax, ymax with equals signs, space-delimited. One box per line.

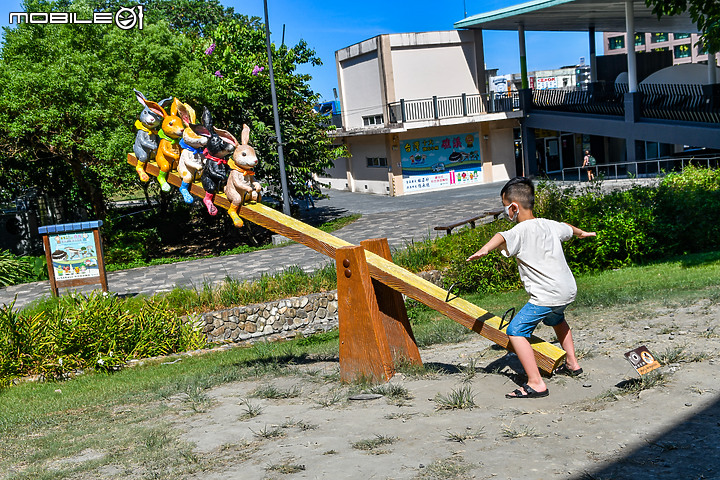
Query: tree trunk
xmin=66 ymin=148 xmax=107 ymax=220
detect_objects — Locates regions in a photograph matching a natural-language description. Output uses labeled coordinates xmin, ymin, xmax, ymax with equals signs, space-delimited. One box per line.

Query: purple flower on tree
xmin=252 ymin=65 xmax=265 ymax=76
xmin=205 ymin=43 xmax=216 ymax=55
xmin=214 ymin=70 xmax=224 ymax=78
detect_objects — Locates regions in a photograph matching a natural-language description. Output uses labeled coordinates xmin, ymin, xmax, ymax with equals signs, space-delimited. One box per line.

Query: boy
xmin=467 ymin=177 xmax=596 ymax=398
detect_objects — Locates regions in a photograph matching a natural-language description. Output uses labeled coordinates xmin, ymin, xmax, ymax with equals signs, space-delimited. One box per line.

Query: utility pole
xmin=263 ymin=0 xmax=291 ymax=216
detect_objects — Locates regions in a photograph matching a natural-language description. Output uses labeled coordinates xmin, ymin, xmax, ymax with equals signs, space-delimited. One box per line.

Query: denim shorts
xmin=506 ymin=303 xmax=569 ymax=338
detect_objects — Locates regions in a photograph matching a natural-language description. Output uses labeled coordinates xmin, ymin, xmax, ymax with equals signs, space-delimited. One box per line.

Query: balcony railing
xmin=532 ymin=82 xmax=720 ymax=123
xmin=387 ymin=92 xmax=519 ymax=124
xmin=560 ymin=154 xmax=720 ymax=182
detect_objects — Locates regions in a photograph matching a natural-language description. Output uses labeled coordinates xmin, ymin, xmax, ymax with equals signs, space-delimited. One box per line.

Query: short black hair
xmin=501 ymin=176 xmax=535 ymax=210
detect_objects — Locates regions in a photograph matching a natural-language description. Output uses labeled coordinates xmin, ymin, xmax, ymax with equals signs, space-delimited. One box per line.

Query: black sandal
xmin=554 ymin=364 xmax=583 ymax=377
xmin=505 ymin=383 xmax=549 ymax=399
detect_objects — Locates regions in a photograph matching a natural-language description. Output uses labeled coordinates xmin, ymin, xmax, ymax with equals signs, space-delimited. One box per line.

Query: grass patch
xmin=433 ymin=385 xmax=476 ymax=410
xmin=351 ymin=434 xmax=398 ymax=454
xmin=417 ymin=456 xmax=473 ymax=479
xmin=444 ymin=428 xmax=485 ymax=443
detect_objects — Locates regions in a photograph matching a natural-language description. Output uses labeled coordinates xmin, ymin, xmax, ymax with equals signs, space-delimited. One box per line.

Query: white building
xmin=320 ymin=31 xmax=523 ymax=196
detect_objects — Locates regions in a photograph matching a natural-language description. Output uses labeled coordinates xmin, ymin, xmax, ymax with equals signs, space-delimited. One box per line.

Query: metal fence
xmin=560 ymin=154 xmax=720 ymax=182
xmin=386 ymin=92 xmax=519 ymax=124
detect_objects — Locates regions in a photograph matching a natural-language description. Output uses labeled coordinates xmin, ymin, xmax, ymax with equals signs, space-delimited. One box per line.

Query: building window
xmin=608 ymin=36 xmax=625 ymax=50
xmin=362 ymin=115 xmax=384 ymax=126
xmin=698 ymin=43 xmax=708 ymax=55
xmin=634 ymin=33 xmax=645 ymax=46
xmin=674 ymin=44 xmax=691 ymax=59
xmin=651 ymin=33 xmax=669 ymax=43
xmin=652 ymin=47 xmax=669 ymax=52
xmin=366 ymin=157 xmax=388 ymax=168
xmin=674 ymin=33 xmax=691 ymax=40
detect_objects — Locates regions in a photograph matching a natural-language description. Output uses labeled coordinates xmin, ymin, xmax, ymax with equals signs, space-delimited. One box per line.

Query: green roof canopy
xmin=454 ymin=0 xmax=697 ymax=33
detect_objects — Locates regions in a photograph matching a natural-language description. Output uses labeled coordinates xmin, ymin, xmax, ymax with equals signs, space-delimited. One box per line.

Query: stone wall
xmin=194 ymin=270 xmax=443 ymax=345
xmin=197 ymin=291 xmax=339 ymax=344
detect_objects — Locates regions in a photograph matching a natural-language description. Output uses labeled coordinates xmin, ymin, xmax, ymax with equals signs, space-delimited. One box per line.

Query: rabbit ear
xmin=141 ymin=99 xmax=166 ymax=118
xmin=214 ymin=127 xmax=238 ymax=147
xmin=134 ymin=89 xmax=147 ymax=106
xmin=170 ymin=98 xmax=182 ymax=116
xmin=201 ymin=107 xmax=214 ymax=130
xmin=241 ymin=124 xmax=250 ymax=146
xmin=176 ymin=101 xmax=195 ymax=127
xmin=158 ymin=97 xmax=173 ymax=109
xmin=190 ymin=124 xmax=211 ymax=137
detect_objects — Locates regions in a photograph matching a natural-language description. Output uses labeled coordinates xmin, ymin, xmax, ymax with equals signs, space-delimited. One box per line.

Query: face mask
xmin=504 ymin=202 xmax=519 ymax=222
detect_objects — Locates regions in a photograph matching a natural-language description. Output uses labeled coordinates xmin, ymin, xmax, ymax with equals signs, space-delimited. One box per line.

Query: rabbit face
xmin=161 ymin=115 xmax=185 ymax=139
xmin=138 ymin=108 xmax=163 ymax=129
xmin=229 ymin=145 xmax=258 ymax=172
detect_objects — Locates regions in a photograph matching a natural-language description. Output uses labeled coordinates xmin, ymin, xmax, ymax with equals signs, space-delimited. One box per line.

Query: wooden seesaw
xmin=128 ymin=154 xmax=566 ymax=381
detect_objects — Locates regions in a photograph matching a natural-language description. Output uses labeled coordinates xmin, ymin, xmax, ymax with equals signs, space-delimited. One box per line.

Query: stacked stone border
xmin=190 ymin=270 xmax=444 ymax=345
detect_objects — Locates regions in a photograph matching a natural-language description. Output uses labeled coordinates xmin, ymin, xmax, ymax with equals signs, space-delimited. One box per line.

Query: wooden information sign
xmin=38 ymin=221 xmax=108 ymax=297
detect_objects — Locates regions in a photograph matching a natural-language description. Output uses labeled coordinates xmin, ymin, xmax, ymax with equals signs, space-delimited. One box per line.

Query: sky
xmin=1 ymin=0 xmax=605 ymax=102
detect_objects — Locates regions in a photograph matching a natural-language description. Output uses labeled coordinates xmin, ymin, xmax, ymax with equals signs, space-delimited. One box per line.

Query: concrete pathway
xmin=0 ymin=182 xmax=505 ymax=310
xmin=1 ymin=177 xmax=654 ymax=310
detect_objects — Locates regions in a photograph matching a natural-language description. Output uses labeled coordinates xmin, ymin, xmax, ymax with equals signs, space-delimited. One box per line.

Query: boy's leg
xmin=553 ymin=320 xmax=581 ymax=371
xmin=508 ymin=335 xmax=547 ymax=395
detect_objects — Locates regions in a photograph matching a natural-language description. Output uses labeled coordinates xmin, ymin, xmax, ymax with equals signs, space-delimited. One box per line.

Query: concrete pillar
xmin=589 ymin=26 xmax=597 ymax=83
xmin=518 ymin=24 xmax=528 ymax=90
xmin=625 ymin=0 xmax=638 ymax=92
xmin=473 ymin=29 xmax=487 ymax=94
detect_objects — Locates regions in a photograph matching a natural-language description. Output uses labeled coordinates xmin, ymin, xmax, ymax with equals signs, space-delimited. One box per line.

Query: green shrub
xmin=0 ymin=292 xmax=206 ymax=386
xmin=104 ymin=228 xmax=160 ymax=265
xmin=0 ymin=250 xmax=32 ymax=287
xmin=654 ymin=165 xmax=720 ymax=254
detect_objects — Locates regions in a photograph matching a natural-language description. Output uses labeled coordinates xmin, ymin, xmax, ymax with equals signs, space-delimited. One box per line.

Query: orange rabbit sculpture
xmin=224 ymin=124 xmax=261 ymax=227
xmin=154 ymin=98 xmax=188 ymax=192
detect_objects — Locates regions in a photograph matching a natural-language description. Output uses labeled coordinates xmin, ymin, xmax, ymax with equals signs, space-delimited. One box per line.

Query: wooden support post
xmin=336 ymin=245 xmax=395 ymax=383
xmin=360 ymin=238 xmax=422 ymax=368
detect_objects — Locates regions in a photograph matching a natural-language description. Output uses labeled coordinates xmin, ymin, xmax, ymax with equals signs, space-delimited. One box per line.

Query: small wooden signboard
xmin=38 ymin=221 xmax=108 ymax=296
xmin=624 ymin=345 xmax=661 ymax=375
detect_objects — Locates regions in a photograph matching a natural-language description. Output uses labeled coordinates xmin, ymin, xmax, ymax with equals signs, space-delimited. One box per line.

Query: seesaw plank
xmin=127 ymin=154 xmax=566 ymax=373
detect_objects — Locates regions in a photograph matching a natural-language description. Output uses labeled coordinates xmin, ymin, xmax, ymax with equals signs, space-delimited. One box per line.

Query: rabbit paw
xmin=136 ymin=165 xmax=150 ymax=182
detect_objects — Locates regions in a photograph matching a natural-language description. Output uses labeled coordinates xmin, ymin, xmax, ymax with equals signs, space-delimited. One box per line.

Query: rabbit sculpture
xmin=133 ymin=89 xmax=171 ymax=182
xmin=224 ymin=124 xmax=261 ymax=227
xmin=154 ymin=98 xmax=188 ymax=192
xmin=176 ymin=104 xmax=207 ymax=204
xmin=197 ymin=107 xmax=236 ymax=215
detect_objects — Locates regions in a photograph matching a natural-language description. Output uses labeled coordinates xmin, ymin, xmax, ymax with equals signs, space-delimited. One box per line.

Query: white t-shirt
xmin=499 ymin=218 xmax=576 ymax=306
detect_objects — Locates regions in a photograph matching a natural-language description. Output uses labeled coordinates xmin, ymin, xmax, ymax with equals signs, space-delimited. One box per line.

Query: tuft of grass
xmin=501 ymin=424 xmax=538 ymax=438
xmin=250 ymin=383 xmax=302 ymax=399
xmin=351 ymin=434 xmax=398 ymax=453
xmin=251 ymin=425 xmax=286 ymax=440
xmin=238 ymin=399 xmax=263 ymax=420
xmin=369 ymin=383 xmax=413 ymax=405
xmin=315 ymin=389 xmax=344 ymax=408
xmin=616 ymin=371 xmax=669 ymax=395
xmin=265 ymin=459 xmax=306 ymax=474
xmin=281 ymin=418 xmax=317 ymax=431
xmin=444 ymin=427 xmax=485 ymax=443
xmin=417 ymin=456 xmax=473 ymax=479
xmin=434 ymin=385 xmax=476 ymax=410
xmin=181 ymin=385 xmax=213 ymax=413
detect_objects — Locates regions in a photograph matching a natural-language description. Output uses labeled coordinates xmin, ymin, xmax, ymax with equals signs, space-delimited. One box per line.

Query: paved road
xmin=1 ymin=182 xmax=507 ymax=310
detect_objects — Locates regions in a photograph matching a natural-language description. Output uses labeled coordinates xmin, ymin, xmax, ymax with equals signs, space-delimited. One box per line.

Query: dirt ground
xmin=170 ymin=298 xmax=719 ymax=480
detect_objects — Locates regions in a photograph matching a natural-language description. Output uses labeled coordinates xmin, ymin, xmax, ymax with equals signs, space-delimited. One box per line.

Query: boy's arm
xmin=565 ymin=223 xmax=596 ymax=238
xmin=466 ymin=232 xmax=506 ymax=261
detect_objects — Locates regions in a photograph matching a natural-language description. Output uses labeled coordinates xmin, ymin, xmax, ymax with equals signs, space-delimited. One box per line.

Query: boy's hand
xmin=466 ymin=248 xmax=489 ymax=261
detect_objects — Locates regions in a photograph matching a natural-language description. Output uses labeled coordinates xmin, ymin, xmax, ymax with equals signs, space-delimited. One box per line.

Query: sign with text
xmin=39 ymin=221 xmax=108 ymax=296
xmin=624 ymin=346 xmax=661 ymax=375
xmin=400 ymin=133 xmax=481 ymax=192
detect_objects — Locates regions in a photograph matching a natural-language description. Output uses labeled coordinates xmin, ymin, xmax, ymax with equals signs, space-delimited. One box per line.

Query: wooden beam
xmin=127 ymin=154 xmax=566 ymax=373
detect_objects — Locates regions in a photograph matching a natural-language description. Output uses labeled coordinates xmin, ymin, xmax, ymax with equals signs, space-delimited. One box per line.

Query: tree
xmin=645 ymin=0 xmax=720 ymax=53
xmin=0 ymin=0 xmax=343 ymax=221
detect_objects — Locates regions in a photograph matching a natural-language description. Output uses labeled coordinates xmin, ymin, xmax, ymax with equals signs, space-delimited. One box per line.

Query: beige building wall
xmin=389 ymin=31 xmax=480 ymax=99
